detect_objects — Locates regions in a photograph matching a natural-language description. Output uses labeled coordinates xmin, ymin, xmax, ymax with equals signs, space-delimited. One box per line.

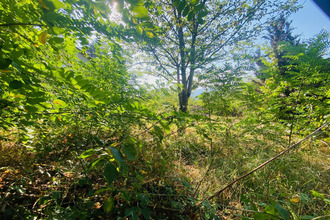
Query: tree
xmin=133 ymin=0 xmax=298 ymax=112
xmin=255 ymin=31 xmax=329 ymax=142
xmin=253 ymin=14 xmax=329 ymax=141
xmin=0 ymin=0 xmax=152 ymax=133
xmin=255 ymin=14 xmax=299 ymax=81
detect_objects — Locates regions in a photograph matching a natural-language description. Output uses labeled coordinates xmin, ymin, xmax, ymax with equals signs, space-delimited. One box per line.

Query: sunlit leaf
xmin=38 ymin=0 xmax=50 ymax=10
xmin=131 ymin=5 xmax=149 ymax=19
xmin=290 ymin=197 xmax=300 ymax=203
xmin=39 ymin=32 xmax=47 ymax=44
xmin=88 ymin=158 xmax=105 ymax=171
xmin=53 ymin=99 xmax=67 ymax=107
xmin=137 ymin=25 xmax=143 ymax=34
xmin=146 ymin=32 xmax=154 ymax=38
xmin=79 ymin=149 xmax=95 ymax=159
xmin=48 ymin=0 xmax=66 ymax=10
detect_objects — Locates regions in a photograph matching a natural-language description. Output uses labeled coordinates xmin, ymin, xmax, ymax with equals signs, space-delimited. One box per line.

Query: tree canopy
xmin=132 ymin=0 xmax=299 ymax=112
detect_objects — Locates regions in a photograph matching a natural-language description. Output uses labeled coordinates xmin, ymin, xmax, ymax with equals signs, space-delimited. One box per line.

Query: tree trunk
xmin=179 ymin=90 xmax=189 ymax=112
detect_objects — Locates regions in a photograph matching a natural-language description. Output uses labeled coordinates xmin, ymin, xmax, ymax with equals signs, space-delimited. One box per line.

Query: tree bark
xmin=179 ymin=91 xmax=189 ymax=112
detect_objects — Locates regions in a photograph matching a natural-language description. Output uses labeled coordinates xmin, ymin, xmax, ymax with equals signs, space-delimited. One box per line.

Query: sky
xmin=290 ymin=0 xmax=330 ymax=40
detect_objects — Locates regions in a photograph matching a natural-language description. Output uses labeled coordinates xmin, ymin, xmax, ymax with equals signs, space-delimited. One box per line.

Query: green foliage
xmin=255 ymin=31 xmax=330 ymax=136
xmin=0 ymin=0 xmax=329 ymax=219
xmin=200 ymin=63 xmax=245 ymax=117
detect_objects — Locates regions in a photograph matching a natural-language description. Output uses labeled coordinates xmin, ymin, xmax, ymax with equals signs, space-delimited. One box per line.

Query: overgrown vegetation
xmin=0 ymin=0 xmax=329 ymax=219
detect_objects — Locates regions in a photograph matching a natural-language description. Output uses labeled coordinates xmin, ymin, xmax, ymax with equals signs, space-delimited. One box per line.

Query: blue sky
xmin=290 ymin=0 xmax=330 ymax=40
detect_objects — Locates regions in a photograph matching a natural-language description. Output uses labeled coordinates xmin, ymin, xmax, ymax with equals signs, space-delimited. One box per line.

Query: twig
xmin=319 ymin=140 xmax=329 ymax=147
xmin=312 ymin=215 xmax=330 ymax=220
xmin=196 ymin=122 xmax=329 ymax=206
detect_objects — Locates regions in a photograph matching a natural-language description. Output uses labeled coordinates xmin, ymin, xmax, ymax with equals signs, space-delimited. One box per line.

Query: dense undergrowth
xmin=1 ymin=111 xmax=329 ymax=219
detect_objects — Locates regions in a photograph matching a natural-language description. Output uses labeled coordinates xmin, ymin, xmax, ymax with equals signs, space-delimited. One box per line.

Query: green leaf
xmin=191 ymin=0 xmax=199 ymax=5
xmin=80 ymin=149 xmax=95 ymax=159
xmin=202 ymin=132 xmax=211 ymax=140
xmin=66 ymin=71 xmax=75 ymax=80
xmin=49 ymin=37 xmax=64 ymax=44
xmin=137 ymin=25 xmax=143 ymax=34
xmin=125 ymin=207 xmax=139 ymax=220
xmin=25 ymin=105 xmax=38 ymax=113
xmin=122 ymin=141 xmax=137 ymax=161
xmin=274 ymin=203 xmax=290 ymax=220
xmin=310 ymin=190 xmax=325 ymax=199
xmin=198 ymin=9 xmax=208 ymax=18
xmin=187 ymin=11 xmax=194 ymax=21
xmin=265 ymin=205 xmax=276 ymax=215
xmin=103 ymin=163 xmax=118 ymax=185
xmin=53 ymin=99 xmax=67 ymax=107
xmin=153 ymin=125 xmax=164 ymax=141
xmin=183 ymin=6 xmax=190 ymax=17
xmin=253 ymin=212 xmax=273 ymax=220
xmin=324 ymin=198 xmax=330 ymax=205
xmin=173 ymin=0 xmax=180 ymax=6
xmin=50 ymin=26 xmax=66 ymax=35
xmin=178 ymin=0 xmax=186 ymax=13
xmin=194 ymin=3 xmax=204 ymax=12
xmin=48 ymin=0 xmax=66 ymax=10
xmin=0 ymin=58 xmax=11 ymax=69
xmin=27 ymin=97 xmax=48 ymax=105
xmin=12 ymin=50 xmax=24 ymax=59
xmin=93 ymin=135 xmax=105 ymax=145
xmin=88 ymin=158 xmax=105 ymax=171
xmin=146 ymin=32 xmax=154 ymax=38
xmin=109 ymin=147 xmax=124 ymax=164
xmin=131 ymin=5 xmax=149 ymax=19
xmin=44 ymin=11 xmax=59 ymax=23
xmin=9 ymin=80 xmax=24 ymax=89
xmin=159 ymin=120 xmax=170 ymax=133
xmin=103 ymin=197 xmax=115 ymax=213
xmin=140 ymin=206 xmax=151 ymax=220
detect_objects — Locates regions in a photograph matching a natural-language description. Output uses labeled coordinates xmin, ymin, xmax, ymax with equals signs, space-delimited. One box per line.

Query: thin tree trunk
xmin=179 ymin=91 xmax=189 ymax=112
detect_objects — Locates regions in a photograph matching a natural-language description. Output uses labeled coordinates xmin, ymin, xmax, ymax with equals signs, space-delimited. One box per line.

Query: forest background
xmin=0 ymin=0 xmax=329 ymax=219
